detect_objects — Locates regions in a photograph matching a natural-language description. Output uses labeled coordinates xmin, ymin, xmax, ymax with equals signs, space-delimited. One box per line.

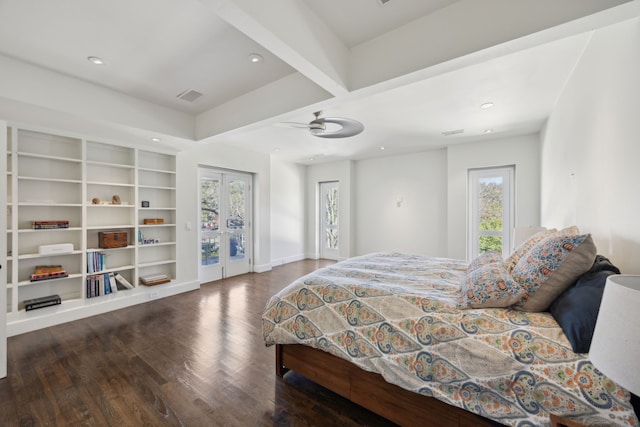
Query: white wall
xmin=541 ymin=17 xmax=640 ymax=274
xmin=353 ymin=150 xmax=448 ymax=257
xmin=308 ymin=136 xmax=541 ymax=261
xmin=176 ymin=142 xmax=272 ymax=282
xmin=270 ymin=158 xmax=306 ymax=266
xmin=305 ymin=161 xmax=354 ymax=259
xmin=447 ymin=134 xmax=541 ymax=260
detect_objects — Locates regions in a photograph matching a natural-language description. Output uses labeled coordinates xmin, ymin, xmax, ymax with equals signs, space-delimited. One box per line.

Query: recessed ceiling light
xmin=480 ymin=102 xmax=494 ymax=109
xmin=151 ymin=137 xmax=161 ymax=142
xmin=87 ymin=56 xmax=105 ymax=65
xmin=380 ymin=146 xmax=385 ymax=150
xmin=248 ymin=53 xmax=263 ymax=64
xmin=484 ymin=129 xmax=494 ymax=134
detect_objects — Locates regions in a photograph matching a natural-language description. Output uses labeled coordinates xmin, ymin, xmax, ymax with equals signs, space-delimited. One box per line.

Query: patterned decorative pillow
xmin=558 ymin=225 xmax=581 ymax=235
xmin=505 ymin=229 xmax=556 ymax=273
xmin=459 ymin=263 xmax=527 ymax=309
xmin=467 ymin=251 xmax=504 ymax=272
xmin=512 ymin=233 xmax=597 ymax=312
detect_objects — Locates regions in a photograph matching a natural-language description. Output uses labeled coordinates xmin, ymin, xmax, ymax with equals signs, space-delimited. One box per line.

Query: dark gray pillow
xmin=549 ymin=256 xmax=620 ymax=353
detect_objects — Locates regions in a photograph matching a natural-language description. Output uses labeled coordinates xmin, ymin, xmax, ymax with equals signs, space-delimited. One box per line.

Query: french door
xmin=198 ymin=168 xmax=252 ymax=283
xmin=319 ymin=181 xmax=339 ymax=260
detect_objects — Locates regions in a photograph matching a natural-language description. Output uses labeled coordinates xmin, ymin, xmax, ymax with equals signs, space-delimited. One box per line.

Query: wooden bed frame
xmin=276 ymin=344 xmax=499 ymax=427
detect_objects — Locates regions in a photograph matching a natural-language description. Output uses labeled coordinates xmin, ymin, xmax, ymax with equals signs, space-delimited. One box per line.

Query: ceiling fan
xmin=277 ymin=111 xmax=364 ymax=138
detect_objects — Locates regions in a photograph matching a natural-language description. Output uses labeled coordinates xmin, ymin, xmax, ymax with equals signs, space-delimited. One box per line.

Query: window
xmin=319 ymin=181 xmax=339 ymax=260
xmin=468 ymin=166 xmax=514 ymax=259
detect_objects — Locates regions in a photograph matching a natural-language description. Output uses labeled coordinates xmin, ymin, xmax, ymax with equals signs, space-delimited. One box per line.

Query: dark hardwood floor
xmin=0 ymin=260 xmax=398 ymax=426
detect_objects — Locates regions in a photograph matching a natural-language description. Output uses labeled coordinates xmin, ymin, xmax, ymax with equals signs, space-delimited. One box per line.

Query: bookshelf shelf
xmin=139 ymin=241 xmax=176 ymax=247
xmin=139 ymin=223 xmax=176 ymax=228
xmin=16 ymin=152 xmax=83 ymax=163
xmin=138 ymin=167 xmax=176 ymax=174
xmin=86 ymin=225 xmax=135 ymax=230
xmin=86 ymin=160 xmax=135 ymax=169
xmin=17 ymin=273 xmax=83 ymax=287
xmin=3 ymin=124 xmax=182 ymax=337
xmin=86 ymin=204 xmax=134 ymax=208
xmin=17 ymin=250 xmax=82 ymax=260
xmin=86 ymin=181 xmax=135 ymax=188
xmin=139 ymin=185 xmax=176 ymax=190
xmin=18 ymin=176 xmax=82 ymax=184
xmin=17 ymin=227 xmax=82 ymax=233
xmin=87 ymin=265 xmax=135 ymax=275
xmin=87 ymin=245 xmax=136 ymax=252
xmin=138 ymin=259 xmax=177 ymax=268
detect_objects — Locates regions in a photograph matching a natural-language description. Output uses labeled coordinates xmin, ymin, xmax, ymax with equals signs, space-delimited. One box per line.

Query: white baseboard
xmin=270 ymin=254 xmax=305 ymax=268
xmin=253 ymin=263 xmax=273 ymax=273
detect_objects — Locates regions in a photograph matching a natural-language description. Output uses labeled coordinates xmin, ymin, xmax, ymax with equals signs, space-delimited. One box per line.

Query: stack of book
xmin=87 ymin=251 xmax=107 ymax=273
xmin=86 ymin=272 xmax=135 ymax=298
xmin=140 ymin=274 xmax=171 ymax=286
xmin=32 ymin=220 xmax=69 ymax=229
xmin=30 ymin=265 xmax=68 ymax=282
xmin=86 ymin=272 xmax=117 ymax=298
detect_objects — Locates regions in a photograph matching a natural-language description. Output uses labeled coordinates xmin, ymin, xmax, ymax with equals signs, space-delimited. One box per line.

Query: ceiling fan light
xmin=308 ymin=121 xmax=325 ymax=135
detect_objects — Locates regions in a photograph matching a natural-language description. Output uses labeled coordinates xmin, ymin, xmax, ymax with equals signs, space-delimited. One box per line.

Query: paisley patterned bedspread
xmin=262 ymin=252 xmax=638 ymax=427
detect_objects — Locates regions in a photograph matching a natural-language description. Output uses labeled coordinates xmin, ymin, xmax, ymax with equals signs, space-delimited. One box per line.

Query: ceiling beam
xmin=349 ymin=0 xmax=635 ymax=91
xmin=208 ymin=0 xmax=350 ymax=97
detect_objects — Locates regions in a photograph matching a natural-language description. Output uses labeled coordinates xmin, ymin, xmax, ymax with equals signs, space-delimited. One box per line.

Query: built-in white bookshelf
xmin=137 ymin=150 xmax=177 ymax=282
xmin=1 ymin=124 xmax=191 ymax=336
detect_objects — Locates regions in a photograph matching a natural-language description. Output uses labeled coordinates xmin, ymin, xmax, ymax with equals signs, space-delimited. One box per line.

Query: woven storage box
xmin=98 ymin=231 xmax=128 ymax=248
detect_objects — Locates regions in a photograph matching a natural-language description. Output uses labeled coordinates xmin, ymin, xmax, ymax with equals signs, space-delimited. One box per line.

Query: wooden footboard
xmin=276 ymin=344 xmax=498 ymax=427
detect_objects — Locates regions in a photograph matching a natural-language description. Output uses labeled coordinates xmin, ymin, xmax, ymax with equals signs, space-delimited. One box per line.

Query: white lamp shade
xmin=589 ymin=274 xmax=640 ymax=395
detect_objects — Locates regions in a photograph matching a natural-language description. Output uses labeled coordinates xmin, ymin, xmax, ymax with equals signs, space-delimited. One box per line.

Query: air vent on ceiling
xmin=377 ymin=0 xmax=392 ymax=6
xmin=442 ymin=129 xmax=465 ymax=136
xmin=177 ymin=89 xmax=203 ymax=102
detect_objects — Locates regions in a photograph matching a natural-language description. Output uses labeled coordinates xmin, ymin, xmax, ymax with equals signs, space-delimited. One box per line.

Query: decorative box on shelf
xmin=39 ymin=243 xmax=74 ymax=255
xmin=143 ymin=218 xmax=164 ymax=224
xmin=98 ymin=231 xmax=128 ymax=249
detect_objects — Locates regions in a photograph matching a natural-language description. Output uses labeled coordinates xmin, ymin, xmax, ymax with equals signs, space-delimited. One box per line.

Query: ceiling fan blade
xmin=273 ymin=121 xmax=310 ymax=129
xmin=314 ymin=118 xmax=364 ymax=138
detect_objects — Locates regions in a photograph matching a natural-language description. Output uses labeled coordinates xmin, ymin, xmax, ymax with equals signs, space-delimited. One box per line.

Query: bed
xmin=262 ymin=231 xmax=639 ymax=427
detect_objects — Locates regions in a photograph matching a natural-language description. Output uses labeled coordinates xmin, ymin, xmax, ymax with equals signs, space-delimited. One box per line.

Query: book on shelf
xmin=32 ymin=220 xmax=69 ymax=229
xmin=87 ymin=251 xmax=107 ymax=273
xmin=114 ymin=273 xmax=134 ymax=289
xmin=24 ymin=294 xmax=62 ymax=311
xmin=86 ymin=272 xmax=118 ymax=298
xmin=140 ymin=274 xmax=171 ymax=286
xmin=30 ymin=265 xmax=68 ymax=281
xmin=108 ymin=272 xmax=118 ymax=295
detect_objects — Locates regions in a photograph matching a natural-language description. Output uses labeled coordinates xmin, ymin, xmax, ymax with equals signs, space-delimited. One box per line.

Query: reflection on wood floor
xmin=0 ymin=259 xmax=398 ymax=426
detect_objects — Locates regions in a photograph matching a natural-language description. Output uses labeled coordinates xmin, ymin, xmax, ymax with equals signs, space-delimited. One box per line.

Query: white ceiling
xmin=0 ymin=0 xmax=637 ymax=163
